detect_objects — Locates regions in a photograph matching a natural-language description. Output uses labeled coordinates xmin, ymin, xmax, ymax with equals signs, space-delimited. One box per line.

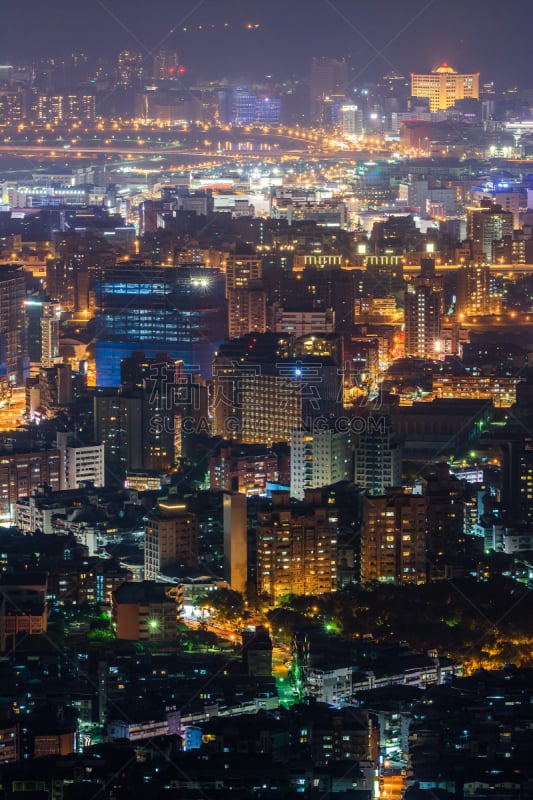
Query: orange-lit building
xmin=257 ymin=491 xmax=337 ymax=603
xmin=411 ymin=64 xmax=479 ymax=112
xmin=360 ymin=491 xmax=428 ymax=586
xmin=113 ymin=580 xmax=182 ymax=642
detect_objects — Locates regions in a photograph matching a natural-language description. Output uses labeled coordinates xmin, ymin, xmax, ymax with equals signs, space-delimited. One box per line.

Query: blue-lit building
xmin=231 ymin=88 xmax=257 ymax=126
xmin=229 ymin=88 xmax=281 ymax=126
xmin=95 ymin=265 xmax=226 ymax=387
xmin=255 ymin=97 xmax=281 ymax=125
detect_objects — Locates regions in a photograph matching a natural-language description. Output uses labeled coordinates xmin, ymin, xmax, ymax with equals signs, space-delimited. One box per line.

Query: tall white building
xmin=340 ymin=105 xmax=364 ymax=138
xmin=56 ymin=432 xmax=105 ymax=490
xmin=291 ymin=429 xmax=352 ymax=501
xmin=40 ymin=301 xmax=61 ymax=369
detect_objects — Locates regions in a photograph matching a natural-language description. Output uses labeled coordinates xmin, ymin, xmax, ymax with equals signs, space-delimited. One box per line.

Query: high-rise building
xmin=152 ymin=49 xmax=180 ymax=81
xmin=228 ymin=89 xmax=281 ymax=126
xmin=117 ymin=50 xmax=144 ymax=88
xmin=404 ymin=284 xmax=442 ymax=359
xmin=310 ymin=57 xmax=347 ymax=124
xmin=290 ymin=429 xmax=352 ymax=501
xmin=455 ymin=264 xmax=500 ymax=316
xmin=225 ymin=255 xmax=263 ymax=292
xmin=226 ymin=254 xmax=267 ymax=338
xmin=223 ymin=492 xmax=248 ymax=594
xmin=420 ymin=463 xmax=466 ymax=573
xmin=144 ymin=498 xmax=199 ymax=581
xmin=257 ymin=491 xmax=337 ymax=603
xmin=360 ymin=491 xmax=428 ymax=585
xmin=340 ymin=105 xmax=364 ymax=138
xmin=410 ymin=63 xmax=479 ymax=112
xmin=0 ymin=263 xmax=28 ymax=387
xmin=95 ymin=265 xmax=226 ymax=386
xmin=354 ymin=415 xmax=402 ymax=495
xmin=40 ymin=301 xmax=61 ymax=369
xmin=230 ymin=88 xmax=258 ymax=125
xmin=227 ymin=285 xmax=267 ymax=339
xmin=94 ymin=390 xmax=143 ymax=483
xmin=213 ymin=334 xmax=342 ymax=445
xmin=466 ymin=204 xmax=514 ymax=263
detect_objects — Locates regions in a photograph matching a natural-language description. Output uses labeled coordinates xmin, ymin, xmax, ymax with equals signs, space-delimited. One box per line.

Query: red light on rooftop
xmin=178 ymin=66 xmax=186 ymax=74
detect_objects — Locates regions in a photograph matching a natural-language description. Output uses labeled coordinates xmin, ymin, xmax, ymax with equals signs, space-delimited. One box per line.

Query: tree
xmin=199 ymin=588 xmax=245 ymax=624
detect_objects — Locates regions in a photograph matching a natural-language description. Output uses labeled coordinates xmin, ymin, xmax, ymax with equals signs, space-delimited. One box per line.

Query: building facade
xmin=360 ymin=491 xmax=428 ymax=585
xmin=411 ymin=64 xmax=479 ymax=112
xmin=257 ymin=491 xmax=337 ymax=603
xmin=144 ymin=498 xmax=199 ymax=580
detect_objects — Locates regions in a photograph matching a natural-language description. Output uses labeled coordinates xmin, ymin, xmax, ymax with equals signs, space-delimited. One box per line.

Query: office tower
xmin=223 ymin=492 xmax=248 ymax=594
xmin=255 ymin=97 xmax=281 ymax=124
xmin=213 ymin=341 xmax=342 ymax=445
xmin=0 ymin=263 xmax=28 ymax=387
xmin=466 ymin=204 xmax=514 ymax=263
xmin=212 ymin=334 xmax=300 ymax=446
xmin=455 ymin=264 xmax=499 ymax=316
xmin=360 ymin=491 xmax=428 ymax=585
xmin=93 ymin=390 xmax=143 ymax=483
xmin=340 ymin=105 xmax=364 ymax=138
xmin=95 ymin=265 xmax=227 ymax=387
xmin=257 ymin=491 xmax=337 ymax=603
xmin=310 ymin=57 xmax=347 ymax=124
xmin=40 ymin=301 xmax=61 ymax=368
xmin=410 ymin=63 xmax=479 ymax=112
xmin=231 ymin=88 xmax=257 ymax=125
xmin=56 ymin=432 xmax=105 ymax=490
xmin=144 ymin=498 xmax=199 ymax=580
xmin=291 ymin=429 xmax=352 ymax=501
xmin=354 ymin=415 xmax=402 ymax=495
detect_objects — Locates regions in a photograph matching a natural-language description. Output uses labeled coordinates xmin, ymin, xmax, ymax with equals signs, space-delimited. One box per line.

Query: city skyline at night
xmin=1 ymin=0 xmax=532 ymax=87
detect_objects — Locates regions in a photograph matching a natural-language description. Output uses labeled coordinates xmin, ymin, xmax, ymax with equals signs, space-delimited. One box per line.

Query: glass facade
xmin=95 ymin=266 xmax=226 ymax=386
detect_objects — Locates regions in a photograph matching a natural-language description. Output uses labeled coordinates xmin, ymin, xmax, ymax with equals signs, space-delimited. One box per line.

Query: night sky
xmin=2 ymin=0 xmax=532 ymax=87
